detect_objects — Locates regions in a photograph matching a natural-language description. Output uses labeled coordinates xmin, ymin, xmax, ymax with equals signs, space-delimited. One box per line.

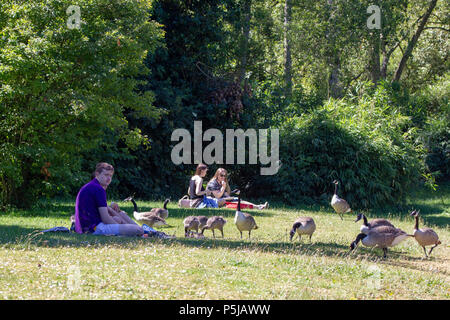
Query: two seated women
xmin=188 ymin=164 xmax=269 ymax=210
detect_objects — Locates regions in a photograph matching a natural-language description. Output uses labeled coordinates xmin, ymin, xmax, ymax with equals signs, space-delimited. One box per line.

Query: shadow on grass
xmin=1 ymin=224 xmax=446 ymax=276
xmin=0 ymin=223 xmax=346 ymax=257
xmin=348 ymin=248 xmax=449 ymax=276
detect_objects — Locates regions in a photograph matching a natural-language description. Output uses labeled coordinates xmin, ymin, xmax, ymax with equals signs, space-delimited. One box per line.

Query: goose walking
xmin=289 ymin=217 xmax=316 ymax=242
xmin=355 ymin=213 xmax=394 ymax=234
xmin=124 ymin=196 xmax=167 ymax=228
xmin=349 ymin=225 xmax=413 ymax=258
xmin=410 ymin=210 xmax=441 ymax=258
xmin=234 ymin=193 xmax=258 ymax=239
xmin=201 ymin=216 xmax=227 ymax=238
xmin=331 ymin=180 xmax=351 ymax=220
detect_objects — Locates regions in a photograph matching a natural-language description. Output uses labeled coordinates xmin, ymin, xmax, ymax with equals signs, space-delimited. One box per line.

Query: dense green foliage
xmin=0 ymin=0 xmax=163 ymax=207
xmin=0 ymin=0 xmax=448 ymax=209
xmin=261 ymin=83 xmax=423 ymax=208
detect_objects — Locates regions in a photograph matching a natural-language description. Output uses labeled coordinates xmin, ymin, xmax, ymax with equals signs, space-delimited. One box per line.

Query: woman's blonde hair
xmin=209 ymin=168 xmax=231 ymax=194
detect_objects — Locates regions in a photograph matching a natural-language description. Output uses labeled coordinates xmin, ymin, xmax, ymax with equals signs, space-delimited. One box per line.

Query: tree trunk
xmin=284 ymin=0 xmax=292 ymax=98
xmin=328 ymin=55 xmax=342 ymax=99
xmin=380 ymin=33 xmax=389 ymax=79
xmin=238 ymin=0 xmax=251 ymax=85
xmin=393 ymin=0 xmax=438 ymax=82
xmin=369 ymin=31 xmax=381 ymax=85
xmin=326 ymin=0 xmax=342 ymax=98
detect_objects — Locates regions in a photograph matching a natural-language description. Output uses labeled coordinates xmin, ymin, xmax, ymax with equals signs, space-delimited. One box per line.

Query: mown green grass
xmin=0 ymin=184 xmax=448 ymax=299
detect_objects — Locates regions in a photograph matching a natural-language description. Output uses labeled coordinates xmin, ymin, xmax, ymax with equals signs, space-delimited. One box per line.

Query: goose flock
xmin=123 ymin=180 xmax=442 ymax=259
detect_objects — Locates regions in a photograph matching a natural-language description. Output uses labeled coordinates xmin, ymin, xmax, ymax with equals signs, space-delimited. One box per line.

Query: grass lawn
xmin=0 ymin=184 xmax=449 ymax=300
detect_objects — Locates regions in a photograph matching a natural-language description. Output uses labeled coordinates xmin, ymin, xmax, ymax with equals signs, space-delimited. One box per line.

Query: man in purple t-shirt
xmin=75 ymin=162 xmax=143 ymax=236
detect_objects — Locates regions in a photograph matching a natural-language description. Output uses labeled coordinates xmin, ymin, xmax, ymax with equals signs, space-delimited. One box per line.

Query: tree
xmin=394 ymin=0 xmax=439 ymax=82
xmin=283 ymin=0 xmax=292 ymax=98
xmin=0 ymin=0 xmax=163 ymax=208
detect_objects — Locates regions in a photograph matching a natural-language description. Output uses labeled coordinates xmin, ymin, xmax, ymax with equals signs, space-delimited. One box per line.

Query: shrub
xmin=251 ymin=85 xmax=423 ymax=209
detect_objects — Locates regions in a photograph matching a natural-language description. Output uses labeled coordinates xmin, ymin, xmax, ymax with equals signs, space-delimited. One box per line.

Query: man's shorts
xmin=92 ymin=223 xmax=121 ymax=236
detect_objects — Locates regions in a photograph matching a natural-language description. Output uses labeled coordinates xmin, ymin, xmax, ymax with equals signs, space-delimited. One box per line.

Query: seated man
xmin=74 ymin=162 xmax=144 ymax=236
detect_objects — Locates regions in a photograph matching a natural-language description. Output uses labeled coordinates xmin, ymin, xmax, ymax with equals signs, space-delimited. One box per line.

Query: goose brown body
xmin=411 ymin=210 xmax=441 ymax=257
xmin=201 ymin=216 xmax=227 ymax=238
xmin=350 ymin=225 xmax=413 ymax=258
xmin=133 ymin=211 xmax=167 ymax=228
xmin=355 ymin=213 xmax=394 ymax=234
xmin=149 ymin=199 xmax=170 ymax=219
xmin=125 ymin=196 xmax=167 ymax=228
xmin=197 ymin=216 xmax=208 ymax=230
xmin=183 ymin=216 xmax=200 ymax=236
xmin=234 ymin=194 xmax=258 ymax=239
xmin=289 ymin=217 xmax=316 ymax=241
xmin=331 ymin=180 xmax=351 ymax=220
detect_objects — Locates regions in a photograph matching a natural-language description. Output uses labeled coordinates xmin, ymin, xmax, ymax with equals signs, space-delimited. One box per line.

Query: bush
xmin=250 ymin=84 xmax=424 ymax=209
xmin=419 ymin=115 xmax=450 ymax=182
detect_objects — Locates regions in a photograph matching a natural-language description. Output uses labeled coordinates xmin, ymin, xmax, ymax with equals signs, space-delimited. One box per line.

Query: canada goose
xmin=234 ymin=194 xmax=258 ymax=239
xmin=289 ymin=217 xmax=316 ymax=242
xmin=355 ymin=213 xmax=394 ymax=234
xmin=201 ymin=216 xmax=227 ymax=238
xmin=331 ymin=180 xmax=351 ymax=220
xmin=183 ymin=216 xmax=200 ymax=236
xmin=148 ymin=199 xmax=170 ymax=219
xmin=410 ymin=210 xmax=441 ymax=258
xmin=124 ymin=196 xmax=167 ymax=228
xmin=349 ymin=225 xmax=413 ymax=258
xmin=197 ymin=216 xmax=208 ymax=230
xmin=125 ymin=196 xmax=169 ymax=219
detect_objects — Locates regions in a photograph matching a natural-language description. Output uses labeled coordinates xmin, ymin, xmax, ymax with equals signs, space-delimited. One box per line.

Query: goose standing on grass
xmin=355 ymin=213 xmax=394 ymax=234
xmin=331 ymin=180 xmax=351 ymax=220
xmin=289 ymin=217 xmax=316 ymax=242
xmin=148 ymin=199 xmax=170 ymax=219
xmin=234 ymin=193 xmax=258 ymax=239
xmin=201 ymin=216 xmax=227 ymax=238
xmin=124 ymin=196 xmax=167 ymax=228
xmin=183 ymin=216 xmax=200 ymax=236
xmin=410 ymin=210 xmax=441 ymax=258
xmin=197 ymin=216 xmax=208 ymax=230
xmin=125 ymin=196 xmax=169 ymax=219
xmin=349 ymin=225 xmax=413 ymax=258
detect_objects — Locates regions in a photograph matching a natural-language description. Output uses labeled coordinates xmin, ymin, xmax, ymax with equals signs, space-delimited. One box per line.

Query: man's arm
xmin=99 ymin=207 xmax=118 ymax=224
